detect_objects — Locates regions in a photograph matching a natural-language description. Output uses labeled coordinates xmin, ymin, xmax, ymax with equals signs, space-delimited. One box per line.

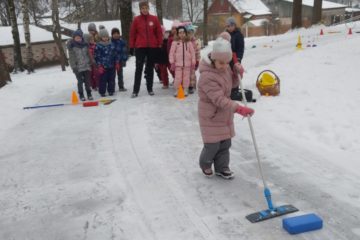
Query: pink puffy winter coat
xmin=197 ymin=54 xmax=240 ymax=143
xmin=169 ymin=40 xmax=196 ymax=67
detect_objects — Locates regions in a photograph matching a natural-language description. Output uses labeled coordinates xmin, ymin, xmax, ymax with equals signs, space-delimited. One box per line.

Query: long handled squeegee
xmin=238 ymin=74 xmax=298 ymax=223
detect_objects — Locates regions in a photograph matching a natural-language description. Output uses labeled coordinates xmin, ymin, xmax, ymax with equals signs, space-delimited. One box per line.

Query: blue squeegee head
xmin=283 ymin=213 xmax=323 ymax=234
xmin=246 ymin=205 xmax=298 ymax=223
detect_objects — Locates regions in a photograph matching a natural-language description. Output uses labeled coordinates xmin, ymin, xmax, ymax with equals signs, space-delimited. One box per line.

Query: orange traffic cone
xmin=320 ymin=29 xmax=324 ymax=35
xmin=177 ymin=85 xmax=186 ymax=100
xmin=348 ymin=28 xmax=352 ymax=35
xmin=71 ymin=91 xmax=79 ymax=105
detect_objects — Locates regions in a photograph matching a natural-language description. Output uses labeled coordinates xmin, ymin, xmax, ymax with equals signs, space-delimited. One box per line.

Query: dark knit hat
xmin=111 ymin=27 xmax=120 ymax=36
xmin=88 ymin=23 xmax=97 ymax=32
xmin=139 ymin=1 xmax=149 ymax=9
xmin=176 ymin=26 xmax=187 ymax=35
xmin=72 ymin=29 xmax=83 ymax=38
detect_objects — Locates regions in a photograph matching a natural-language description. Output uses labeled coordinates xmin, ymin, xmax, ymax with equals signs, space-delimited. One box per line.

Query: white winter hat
xmin=210 ymin=38 xmax=232 ymax=63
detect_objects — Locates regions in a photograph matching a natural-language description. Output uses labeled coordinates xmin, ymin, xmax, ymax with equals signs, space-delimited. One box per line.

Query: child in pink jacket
xmin=197 ymin=37 xmax=254 ymax=179
xmin=169 ymin=26 xmax=196 ymax=97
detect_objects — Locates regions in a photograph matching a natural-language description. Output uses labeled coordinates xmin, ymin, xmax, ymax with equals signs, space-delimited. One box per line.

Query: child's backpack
xmin=231 ymin=88 xmax=256 ymax=102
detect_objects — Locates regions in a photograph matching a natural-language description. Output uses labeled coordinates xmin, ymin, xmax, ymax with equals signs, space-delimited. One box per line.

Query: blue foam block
xmin=283 ymin=213 xmax=323 ymax=234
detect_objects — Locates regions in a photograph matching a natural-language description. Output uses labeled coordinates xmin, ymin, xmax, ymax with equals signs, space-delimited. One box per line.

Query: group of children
xmin=156 ymin=21 xmax=201 ymax=97
xmin=67 ymin=23 xmax=128 ymax=101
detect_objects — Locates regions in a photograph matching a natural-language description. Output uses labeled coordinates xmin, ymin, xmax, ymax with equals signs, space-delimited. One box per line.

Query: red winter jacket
xmin=129 ymin=13 xmax=163 ymax=49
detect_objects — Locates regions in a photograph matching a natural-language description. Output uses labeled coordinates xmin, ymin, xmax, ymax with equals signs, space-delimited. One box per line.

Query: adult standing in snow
xmin=197 ymin=37 xmax=254 ymax=179
xmin=129 ymin=1 xmax=163 ymax=98
xmin=225 ymin=17 xmax=245 ymax=99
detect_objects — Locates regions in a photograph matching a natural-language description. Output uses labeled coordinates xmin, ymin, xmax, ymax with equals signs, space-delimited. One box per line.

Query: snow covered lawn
xmin=1 ymin=23 xmax=360 ymax=240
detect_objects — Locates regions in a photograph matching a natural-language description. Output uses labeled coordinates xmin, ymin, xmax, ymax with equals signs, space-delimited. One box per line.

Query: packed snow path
xmin=1 ymin=24 xmax=360 ymax=239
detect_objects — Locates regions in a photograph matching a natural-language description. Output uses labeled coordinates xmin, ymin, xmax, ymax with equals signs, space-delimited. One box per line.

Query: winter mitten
xmin=236 ymin=105 xmax=254 ymax=117
xmin=121 ymin=61 xmax=126 ymax=67
xmin=98 ymin=65 xmax=105 ymax=75
xmin=72 ymin=68 xmax=79 ymax=74
xmin=115 ymin=63 xmax=121 ymax=72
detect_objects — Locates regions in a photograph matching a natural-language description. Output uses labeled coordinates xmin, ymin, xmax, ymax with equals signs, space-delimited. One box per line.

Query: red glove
xmin=170 ymin=63 xmax=176 ymax=71
xmin=236 ymin=105 xmax=254 ymax=117
xmin=234 ymin=63 xmax=244 ymax=78
xmin=98 ymin=65 xmax=105 ymax=75
xmin=195 ymin=61 xmax=199 ymax=70
xmin=115 ymin=63 xmax=121 ymax=72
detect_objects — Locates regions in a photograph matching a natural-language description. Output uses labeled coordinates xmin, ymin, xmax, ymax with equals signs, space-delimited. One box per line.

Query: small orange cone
xmin=348 ymin=28 xmax=352 ymax=35
xmin=71 ymin=91 xmax=79 ymax=105
xmin=320 ymin=29 xmax=324 ymax=35
xmin=177 ymin=85 xmax=186 ymax=100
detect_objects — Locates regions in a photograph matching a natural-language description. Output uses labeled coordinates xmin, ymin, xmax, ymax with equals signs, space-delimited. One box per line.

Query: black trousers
xmin=75 ymin=70 xmax=91 ymax=96
xmin=133 ymin=48 xmax=157 ymax=94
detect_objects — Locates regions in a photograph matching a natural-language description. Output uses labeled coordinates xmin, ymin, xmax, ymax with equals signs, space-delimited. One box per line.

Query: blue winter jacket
xmin=111 ymin=38 xmax=128 ymax=64
xmin=95 ymin=41 xmax=116 ymax=68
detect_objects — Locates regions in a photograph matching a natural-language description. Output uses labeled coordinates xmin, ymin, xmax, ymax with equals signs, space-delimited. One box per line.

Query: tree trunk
xmin=292 ymin=0 xmax=302 ymax=29
xmin=119 ymin=0 xmax=132 ymax=46
xmin=312 ymin=0 xmax=322 ymax=25
xmin=7 ymin=0 xmax=24 ymax=73
xmin=103 ymin=0 xmax=109 ymax=19
xmin=21 ymin=0 xmax=34 ymax=73
xmin=203 ymin=0 xmax=208 ymax=46
xmin=0 ymin=48 xmax=11 ymax=88
xmin=156 ymin=0 xmax=163 ymax=25
xmin=51 ymin=0 xmax=67 ymax=71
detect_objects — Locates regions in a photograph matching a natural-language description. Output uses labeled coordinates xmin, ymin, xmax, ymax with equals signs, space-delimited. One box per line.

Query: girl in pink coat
xmin=197 ymin=38 xmax=254 ymax=179
xmin=169 ymin=26 xmax=196 ymax=97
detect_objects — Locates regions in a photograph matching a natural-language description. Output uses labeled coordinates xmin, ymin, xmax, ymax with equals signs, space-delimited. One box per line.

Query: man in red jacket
xmin=129 ymin=1 xmax=163 ymax=98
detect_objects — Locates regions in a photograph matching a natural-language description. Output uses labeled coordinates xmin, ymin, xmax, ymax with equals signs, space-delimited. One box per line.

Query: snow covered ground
xmin=1 ymin=23 xmax=360 ymax=240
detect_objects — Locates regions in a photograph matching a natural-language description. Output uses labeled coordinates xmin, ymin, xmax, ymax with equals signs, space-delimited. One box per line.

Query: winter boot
xmin=201 ymin=168 xmax=213 ymax=177
xmin=148 ymin=91 xmax=155 ymax=96
xmin=173 ymin=88 xmax=178 ymax=97
xmin=131 ymin=93 xmax=138 ymax=98
xmin=215 ymin=169 xmax=234 ymax=179
xmin=188 ymin=87 xmax=194 ymax=94
xmin=119 ymin=87 xmax=127 ymax=92
xmin=87 ymin=93 xmax=93 ymax=101
xmin=79 ymin=94 xmax=86 ymax=101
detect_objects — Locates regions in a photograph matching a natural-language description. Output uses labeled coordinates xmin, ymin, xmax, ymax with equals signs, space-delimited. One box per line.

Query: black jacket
xmin=228 ymin=28 xmax=244 ymax=63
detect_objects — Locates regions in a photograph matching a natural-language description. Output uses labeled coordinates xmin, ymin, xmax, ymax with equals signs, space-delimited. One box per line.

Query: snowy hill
xmin=1 ymin=23 xmax=360 ymax=239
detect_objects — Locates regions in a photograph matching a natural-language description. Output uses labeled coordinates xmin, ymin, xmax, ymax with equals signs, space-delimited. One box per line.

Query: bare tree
xmin=292 ymin=0 xmax=302 ymax=29
xmin=163 ymin=0 xmax=182 ymax=20
xmin=156 ymin=0 xmax=163 ymax=25
xmin=7 ymin=0 xmax=24 ymax=72
xmin=51 ymin=0 xmax=68 ymax=71
xmin=0 ymin=48 xmax=11 ymax=88
xmin=183 ymin=0 xmax=204 ymax=23
xmin=0 ymin=0 xmax=11 ymax=26
xmin=21 ymin=0 xmax=34 ymax=73
xmin=203 ymin=0 xmax=208 ymax=46
xmin=119 ymin=0 xmax=132 ymax=45
xmin=312 ymin=0 xmax=322 ymax=24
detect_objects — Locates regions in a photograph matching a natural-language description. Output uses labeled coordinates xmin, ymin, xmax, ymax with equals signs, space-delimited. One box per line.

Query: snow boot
xmin=215 ymin=170 xmax=234 ymax=179
xmin=79 ymin=94 xmax=86 ymax=101
xmin=87 ymin=93 xmax=93 ymax=101
xmin=119 ymin=87 xmax=127 ymax=92
xmin=148 ymin=91 xmax=155 ymax=96
xmin=188 ymin=87 xmax=194 ymax=94
xmin=131 ymin=93 xmax=138 ymax=98
xmin=202 ymin=168 xmax=213 ymax=177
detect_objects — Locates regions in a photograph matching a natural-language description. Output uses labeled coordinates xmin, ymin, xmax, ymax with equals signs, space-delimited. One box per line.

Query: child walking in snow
xmin=95 ymin=27 xmax=117 ymax=97
xmin=197 ymin=37 xmax=254 ymax=179
xmin=111 ymin=27 xmax=128 ymax=92
xmin=169 ymin=26 xmax=196 ymax=97
xmin=185 ymin=24 xmax=201 ymax=94
xmin=84 ymin=33 xmax=99 ymax=90
xmin=67 ymin=29 xmax=93 ymax=101
xmin=157 ymin=26 xmax=170 ymax=89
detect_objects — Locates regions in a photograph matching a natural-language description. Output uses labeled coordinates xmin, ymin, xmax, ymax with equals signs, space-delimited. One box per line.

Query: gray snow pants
xmin=199 ymin=139 xmax=232 ymax=172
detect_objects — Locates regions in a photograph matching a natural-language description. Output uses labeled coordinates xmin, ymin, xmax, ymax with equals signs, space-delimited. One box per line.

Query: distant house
xmin=0 ymin=25 xmax=69 ymax=70
xmin=207 ymin=0 xmax=272 ymax=38
xmin=278 ymin=0 xmax=347 ymax=26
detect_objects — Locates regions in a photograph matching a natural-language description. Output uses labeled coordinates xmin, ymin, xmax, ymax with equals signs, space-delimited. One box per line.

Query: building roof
xmin=228 ymin=0 xmax=271 ymax=15
xmin=0 ymin=24 xmax=69 ymax=46
xmin=281 ymin=0 xmax=347 ymax=9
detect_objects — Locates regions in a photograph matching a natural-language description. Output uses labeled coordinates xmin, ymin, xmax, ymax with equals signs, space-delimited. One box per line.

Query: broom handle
xmin=238 ymin=74 xmax=274 ymax=210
